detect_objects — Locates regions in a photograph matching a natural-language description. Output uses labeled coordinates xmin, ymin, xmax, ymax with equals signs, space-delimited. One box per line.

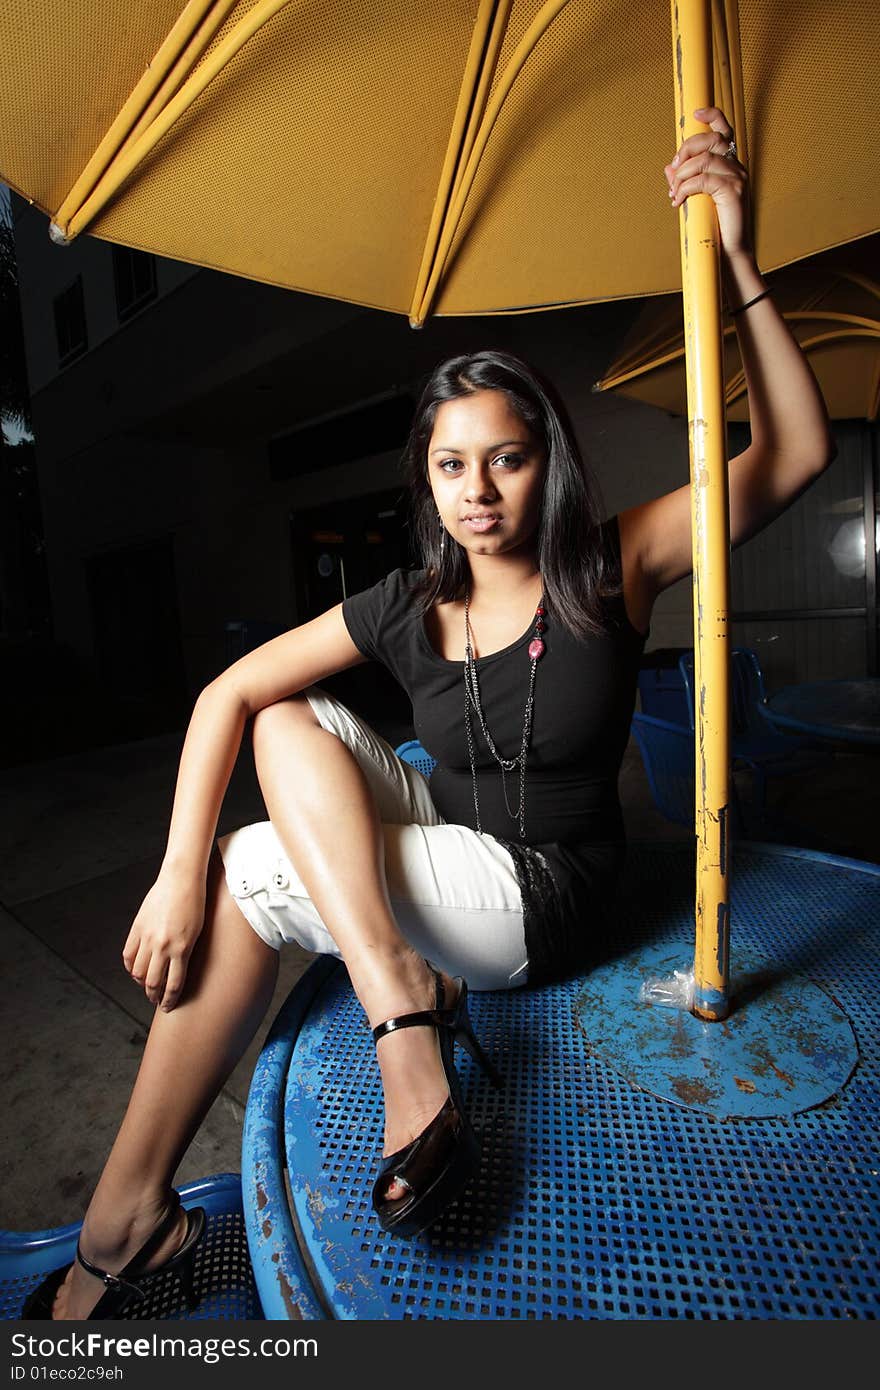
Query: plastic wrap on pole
xmin=670 ymin=0 xmax=731 ymax=1021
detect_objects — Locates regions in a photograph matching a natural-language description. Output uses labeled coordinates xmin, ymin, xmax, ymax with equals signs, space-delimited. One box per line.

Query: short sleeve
xmin=341 ymin=569 xmax=424 ymax=682
xmin=341 ymin=572 xmax=394 ymax=663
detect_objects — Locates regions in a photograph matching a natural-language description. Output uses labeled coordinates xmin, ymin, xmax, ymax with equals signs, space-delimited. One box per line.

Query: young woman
xmin=24 ymin=107 xmax=834 ymax=1319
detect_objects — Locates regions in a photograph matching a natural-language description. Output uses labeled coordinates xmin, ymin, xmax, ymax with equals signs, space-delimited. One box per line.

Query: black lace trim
xmin=496 ymin=839 xmax=571 ymax=987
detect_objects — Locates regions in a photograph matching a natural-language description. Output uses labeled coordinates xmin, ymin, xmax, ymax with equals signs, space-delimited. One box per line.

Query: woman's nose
xmin=464 ymin=464 xmax=497 ymax=500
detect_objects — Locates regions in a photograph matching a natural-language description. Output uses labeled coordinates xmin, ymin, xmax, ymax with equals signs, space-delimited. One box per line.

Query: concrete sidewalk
xmin=1 ymin=723 xmax=875 ymax=1233
xmin=0 ymin=731 xmax=316 ymax=1232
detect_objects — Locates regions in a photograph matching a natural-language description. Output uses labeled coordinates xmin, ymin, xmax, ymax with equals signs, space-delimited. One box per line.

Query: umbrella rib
xmin=712 ymin=0 xmax=748 ymax=171
xmin=598 ymin=313 xmax=879 ymax=397
xmin=411 ymin=0 xmax=572 ymax=327
xmin=724 ymin=328 xmax=879 ymax=408
xmin=596 ymin=328 xmax=740 ymax=391
xmin=833 ymin=268 xmax=880 ymax=305
xmin=120 ymin=2 xmax=242 ymax=160
xmin=51 ymin=0 xmax=235 ymax=237
xmin=408 ymin=0 xmax=511 ymax=327
xmin=54 ymin=0 xmax=295 ymax=243
xmin=785 ymin=311 xmax=880 ymax=332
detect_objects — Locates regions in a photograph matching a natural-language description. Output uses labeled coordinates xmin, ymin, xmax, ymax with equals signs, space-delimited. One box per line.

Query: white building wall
xmin=12 ymin=196 xmax=197 ymax=397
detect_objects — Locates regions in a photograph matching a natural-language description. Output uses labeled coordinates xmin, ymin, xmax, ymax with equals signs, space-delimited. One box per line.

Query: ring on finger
xmin=722 ymin=135 xmax=738 ymax=160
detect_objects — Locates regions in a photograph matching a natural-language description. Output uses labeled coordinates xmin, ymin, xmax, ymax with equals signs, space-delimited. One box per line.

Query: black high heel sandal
xmin=21 ymin=1192 xmax=206 ymax=1320
xmin=371 ymin=964 xmax=502 ymax=1239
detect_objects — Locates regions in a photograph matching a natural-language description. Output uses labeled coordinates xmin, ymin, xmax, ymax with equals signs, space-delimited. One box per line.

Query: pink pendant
xmin=528 ymin=638 xmax=545 ymax=661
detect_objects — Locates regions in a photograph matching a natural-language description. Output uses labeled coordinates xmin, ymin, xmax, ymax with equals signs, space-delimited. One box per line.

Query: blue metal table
xmin=765 ymin=678 xmax=880 ymax=747
xmin=242 ymin=841 xmax=880 ymax=1320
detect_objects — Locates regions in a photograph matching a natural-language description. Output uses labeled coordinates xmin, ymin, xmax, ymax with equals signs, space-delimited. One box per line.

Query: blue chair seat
xmin=678 ymin=648 xmax=830 ymax=808
xmin=732 ymin=732 xmax=812 ymax=765
xmin=1 ymin=1175 xmax=262 ymax=1321
xmin=630 ymin=712 xmax=696 ymax=828
xmin=395 ymin=738 xmax=437 ymax=778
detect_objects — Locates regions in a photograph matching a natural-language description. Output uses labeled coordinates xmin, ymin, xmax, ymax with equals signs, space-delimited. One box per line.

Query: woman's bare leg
xmin=251 ymin=696 xmax=456 ymax=1195
xmin=53 ymin=692 xmax=455 ymax=1319
xmin=52 ymin=848 xmax=279 ymax=1320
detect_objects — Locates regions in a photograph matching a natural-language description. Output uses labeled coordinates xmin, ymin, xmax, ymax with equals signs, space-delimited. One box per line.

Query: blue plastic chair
xmin=636 ymin=652 xmax=690 ymax=725
xmin=630 ymin=712 xmax=695 ymax=827
xmin=678 ymin=647 xmax=825 ymax=808
xmin=395 ymin=738 xmax=437 ymax=779
xmin=2 ymin=1175 xmax=263 ymax=1321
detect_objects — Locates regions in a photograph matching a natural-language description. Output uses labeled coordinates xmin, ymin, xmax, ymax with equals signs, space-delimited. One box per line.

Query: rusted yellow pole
xmin=671 ymin=0 xmax=731 ymax=1020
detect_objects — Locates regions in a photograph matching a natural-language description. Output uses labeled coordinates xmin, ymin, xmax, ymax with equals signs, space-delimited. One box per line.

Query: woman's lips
xmin=462 ymin=515 xmax=501 ymax=533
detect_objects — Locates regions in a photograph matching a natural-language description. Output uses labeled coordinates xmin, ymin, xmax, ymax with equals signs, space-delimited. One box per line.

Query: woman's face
xmin=427 ymin=389 xmax=546 ymax=561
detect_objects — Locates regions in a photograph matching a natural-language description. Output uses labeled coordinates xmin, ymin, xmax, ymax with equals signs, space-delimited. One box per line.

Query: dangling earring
xmin=438 ymin=511 xmax=446 ymax=560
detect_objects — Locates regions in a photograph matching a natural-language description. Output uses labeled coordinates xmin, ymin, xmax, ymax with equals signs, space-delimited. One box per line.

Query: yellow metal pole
xmin=670 ymin=0 xmax=731 ymax=1020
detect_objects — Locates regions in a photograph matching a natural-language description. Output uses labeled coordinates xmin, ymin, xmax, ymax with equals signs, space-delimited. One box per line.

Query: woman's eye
xmin=439 ymin=459 xmax=464 ymax=473
xmin=492 ymin=453 xmax=522 ymax=468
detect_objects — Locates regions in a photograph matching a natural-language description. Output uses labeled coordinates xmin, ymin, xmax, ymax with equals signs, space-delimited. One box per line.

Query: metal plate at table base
xmin=574 ymin=943 xmax=859 ymax=1118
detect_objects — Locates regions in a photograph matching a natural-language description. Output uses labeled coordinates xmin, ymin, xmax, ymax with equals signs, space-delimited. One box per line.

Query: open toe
xmin=370 ymin=962 xmax=501 ymax=1238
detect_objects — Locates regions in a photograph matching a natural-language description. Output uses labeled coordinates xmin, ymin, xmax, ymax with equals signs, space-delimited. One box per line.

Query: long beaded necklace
xmin=463 ymin=590 xmax=546 ymax=839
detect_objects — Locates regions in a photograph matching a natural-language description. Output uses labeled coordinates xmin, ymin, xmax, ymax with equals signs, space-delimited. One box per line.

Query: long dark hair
xmin=403 ymin=349 xmax=616 ymax=638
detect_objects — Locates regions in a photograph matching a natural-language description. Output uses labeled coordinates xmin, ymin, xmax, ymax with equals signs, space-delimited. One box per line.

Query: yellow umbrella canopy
xmin=595 ymin=233 xmax=880 ymax=421
xmin=1 ymin=0 xmax=878 ymax=325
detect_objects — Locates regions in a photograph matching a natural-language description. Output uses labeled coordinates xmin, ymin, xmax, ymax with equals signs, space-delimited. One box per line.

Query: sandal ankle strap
xmin=370 ymin=964 xmax=453 ymax=1044
xmin=372 ymin=1005 xmax=457 ymax=1043
xmin=75 ymin=1246 xmax=147 ymax=1301
xmin=76 ymin=1191 xmax=183 ymax=1296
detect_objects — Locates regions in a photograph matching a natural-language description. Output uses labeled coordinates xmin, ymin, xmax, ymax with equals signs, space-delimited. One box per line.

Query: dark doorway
xmin=86 ymin=537 xmax=188 ymax=740
xmin=291 ymin=488 xmax=416 ymax=744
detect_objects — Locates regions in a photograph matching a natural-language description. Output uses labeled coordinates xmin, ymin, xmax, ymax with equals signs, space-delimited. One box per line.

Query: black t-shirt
xmin=341 ymin=517 xmax=647 ymax=982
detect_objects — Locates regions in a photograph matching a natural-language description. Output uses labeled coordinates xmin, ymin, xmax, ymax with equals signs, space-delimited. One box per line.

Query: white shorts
xmin=217 ymin=687 xmax=529 ymax=991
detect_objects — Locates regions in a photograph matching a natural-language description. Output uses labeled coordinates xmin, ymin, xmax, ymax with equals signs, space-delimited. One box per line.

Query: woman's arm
xmin=619 ymin=106 xmax=836 ymax=611
xmin=161 ymin=604 xmax=366 ymax=879
xmin=123 ymin=603 xmax=366 ymax=1009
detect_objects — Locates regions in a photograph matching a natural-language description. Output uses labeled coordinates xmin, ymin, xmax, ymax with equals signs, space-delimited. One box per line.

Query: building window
xmin=53 ymin=276 xmax=88 ymax=365
xmin=113 ymin=245 xmax=157 ymax=321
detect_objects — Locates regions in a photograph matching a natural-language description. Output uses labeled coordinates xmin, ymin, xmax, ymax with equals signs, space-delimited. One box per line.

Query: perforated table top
xmin=243 ymin=842 xmax=880 ymax=1320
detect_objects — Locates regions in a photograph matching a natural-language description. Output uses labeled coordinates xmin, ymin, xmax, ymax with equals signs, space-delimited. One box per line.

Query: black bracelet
xmin=729 ymin=287 xmax=772 ymax=316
